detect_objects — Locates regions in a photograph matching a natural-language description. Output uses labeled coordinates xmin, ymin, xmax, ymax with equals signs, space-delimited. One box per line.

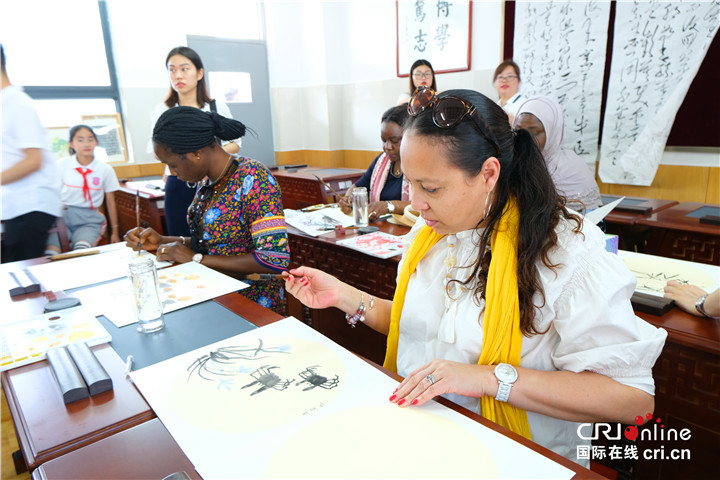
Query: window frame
xmin=22 ymin=1 xmax=127 ymax=160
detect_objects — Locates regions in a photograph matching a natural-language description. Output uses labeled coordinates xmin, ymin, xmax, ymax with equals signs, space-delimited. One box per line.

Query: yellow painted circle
xmin=264 ymin=405 xmax=500 ymax=478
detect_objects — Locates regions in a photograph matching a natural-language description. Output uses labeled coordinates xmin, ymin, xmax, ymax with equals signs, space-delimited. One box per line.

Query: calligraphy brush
xmin=135 ymin=190 xmax=142 ymax=253
xmin=313 ymin=175 xmax=343 ymax=201
xmin=241 ymin=272 xmax=290 ymax=281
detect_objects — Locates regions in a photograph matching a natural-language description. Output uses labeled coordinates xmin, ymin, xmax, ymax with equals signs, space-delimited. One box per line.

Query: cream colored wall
xmin=105 ymin=0 xmax=719 ymax=204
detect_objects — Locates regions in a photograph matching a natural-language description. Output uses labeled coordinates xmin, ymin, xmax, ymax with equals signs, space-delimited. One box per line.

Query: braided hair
xmin=152 ymin=106 xmax=246 ymax=154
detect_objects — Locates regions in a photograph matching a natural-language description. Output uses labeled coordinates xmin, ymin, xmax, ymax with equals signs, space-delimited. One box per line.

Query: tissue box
xmin=604 ymin=234 xmax=619 ymax=254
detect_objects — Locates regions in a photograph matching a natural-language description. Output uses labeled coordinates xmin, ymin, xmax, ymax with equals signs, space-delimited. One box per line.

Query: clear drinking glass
xmin=352 ymin=187 xmax=369 ymax=227
xmin=128 ymin=256 xmax=165 ymax=333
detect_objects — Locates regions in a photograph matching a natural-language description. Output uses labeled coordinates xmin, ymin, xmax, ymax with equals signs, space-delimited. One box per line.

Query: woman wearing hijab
xmin=513 ymin=96 xmax=602 ymax=213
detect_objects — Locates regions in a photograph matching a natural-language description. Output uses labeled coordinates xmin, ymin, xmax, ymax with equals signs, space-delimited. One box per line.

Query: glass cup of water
xmin=128 ymin=256 xmax=165 ymax=333
xmin=352 ymin=187 xmax=369 ymax=227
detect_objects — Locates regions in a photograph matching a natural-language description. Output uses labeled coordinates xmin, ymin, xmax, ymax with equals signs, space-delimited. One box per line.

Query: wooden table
xmin=2 ymin=344 xmax=154 ymax=473
xmin=32 ymin=419 xmax=201 ymax=480
xmin=600 ymin=194 xmax=678 ymax=252
xmin=288 ymin=218 xmax=720 ymax=479
xmin=287 ymin=220 xmax=410 ymax=364
xmin=31 ymin=366 xmax=603 ymax=480
xmin=0 ymin=256 xmax=281 ymax=475
xmin=636 ymin=201 xmax=720 ymax=265
xmin=114 ymin=182 xmax=166 ymax=236
xmin=273 ymin=166 xmax=365 ymax=209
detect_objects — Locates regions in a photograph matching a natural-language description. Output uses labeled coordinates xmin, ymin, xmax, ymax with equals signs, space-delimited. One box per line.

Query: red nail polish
xmin=389 ymin=395 xmax=396 ymax=402
xmin=393 ymin=388 xmax=398 ymax=393
xmin=411 ymin=399 xmax=418 ymax=406
xmin=398 ymin=398 xmax=405 ymax=406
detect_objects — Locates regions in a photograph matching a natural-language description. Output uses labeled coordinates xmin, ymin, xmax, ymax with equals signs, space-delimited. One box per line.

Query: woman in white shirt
xmin=397 ymin=59 xmax=438 ymax=105
xmin=150 ymin=46 xmax=240 ymax=237
xmin=493 ymin=60 xmax=524 ymax=123
xmin=284 ymin=87 xmax=667 ymax=466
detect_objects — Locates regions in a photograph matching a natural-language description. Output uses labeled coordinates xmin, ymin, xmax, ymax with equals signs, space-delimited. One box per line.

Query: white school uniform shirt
xmin=396 ymin=216 xmax=667 ymax=466
xmin=58 ymin=154 xmax=120 ymax=209
xmin=1 ymin=85 xmax=61 ymax=220
xmin=497 ymin=92 xmax=525 ymax=118
xmin=147 ymin=100 xmax=241 ymax=176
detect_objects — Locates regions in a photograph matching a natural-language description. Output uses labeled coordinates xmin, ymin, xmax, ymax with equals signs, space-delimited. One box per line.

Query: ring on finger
xmin=161 ymin=247 xmax=166 ymax=254
xmin=426 ymin=373 xmax=436 ymax=385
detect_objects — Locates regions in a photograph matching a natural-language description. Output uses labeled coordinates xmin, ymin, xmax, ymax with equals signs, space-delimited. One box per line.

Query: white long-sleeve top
xmin=396 ymin=215 xmax=667 ymax=466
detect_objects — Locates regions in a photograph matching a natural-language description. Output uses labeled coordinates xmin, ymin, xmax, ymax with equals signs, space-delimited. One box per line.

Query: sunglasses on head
xmin=407 ymin=86 xmax=501 ymax=157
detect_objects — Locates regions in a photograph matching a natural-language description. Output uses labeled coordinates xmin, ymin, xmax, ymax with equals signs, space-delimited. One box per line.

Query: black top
xmin=355 ymin=154 xmax=404 ymax=201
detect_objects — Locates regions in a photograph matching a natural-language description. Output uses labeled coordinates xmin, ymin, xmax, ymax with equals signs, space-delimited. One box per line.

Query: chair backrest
xmin=48 ymin=217 xmax=71 ymax=252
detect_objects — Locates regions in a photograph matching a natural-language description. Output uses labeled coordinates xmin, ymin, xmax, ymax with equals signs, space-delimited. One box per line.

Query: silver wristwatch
xmin=192 ymin=253 xmax=204 ymax=264
xmin=696 ymin=294 xmax=715 ymax=318
xmin=494 ymin=363 xmax=518 ymax=403
xmin=386 ymin=201 xmax=395 ymax=214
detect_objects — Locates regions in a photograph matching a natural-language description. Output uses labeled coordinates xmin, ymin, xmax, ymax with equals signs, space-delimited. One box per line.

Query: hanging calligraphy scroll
xmin=598 ymin=1 xmax=720 ymax=185
xmin=396 ymin=0 xmax=472 ymax=76
xmin=513 ymin=0 xmax=612 ymax=164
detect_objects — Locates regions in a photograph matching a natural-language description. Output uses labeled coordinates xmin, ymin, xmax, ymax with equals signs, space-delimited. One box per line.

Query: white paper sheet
xmin=336 ymin=231 xmax=404 ymax=259
xmin=585 ymin=196 xmax=624 ymax=225
xmin=131 ymin=318 xmax=573 ymax=480
xmin=1 ymin=306 xmax=111 ymax=371
xmin=72 ymin=262 xmax=249 ymax=328
xmin=618 ymin=251 xmax=719 ymax=297
xmin=284 ymin=207 xmax=355 ymax=237
xmin=27 ymin=246 xmax=170 ymax=292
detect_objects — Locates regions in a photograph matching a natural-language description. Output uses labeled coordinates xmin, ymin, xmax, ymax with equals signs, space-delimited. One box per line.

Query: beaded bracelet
xmin=345 ymin=293 xmax=365 ymax=327
xmin=345 ymin=293 xmax=375 ymax=327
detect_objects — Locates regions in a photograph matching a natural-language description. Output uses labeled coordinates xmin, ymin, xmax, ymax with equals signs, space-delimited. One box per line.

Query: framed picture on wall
xmin=396 ymin=0 xmax=472 ymax=76
xmin=47 ymin=126 xmax=70 ymax=160
xmin=80 ymin=113 xmax=129 ymax=164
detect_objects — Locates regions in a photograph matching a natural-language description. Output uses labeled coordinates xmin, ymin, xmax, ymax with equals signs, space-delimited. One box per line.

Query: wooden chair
xmin=48 ymin=217 xmax=71 ymax=253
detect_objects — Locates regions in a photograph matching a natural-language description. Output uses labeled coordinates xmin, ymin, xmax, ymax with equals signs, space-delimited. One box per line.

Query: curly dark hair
xmin=404 ymin=89 xmax=582 ymax=336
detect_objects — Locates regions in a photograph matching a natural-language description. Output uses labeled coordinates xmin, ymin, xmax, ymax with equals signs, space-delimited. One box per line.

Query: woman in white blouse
xmin=493 ymin=60 xmax=524 ymax=123
xmin=285 ymin=87 xmax=666 ymax=466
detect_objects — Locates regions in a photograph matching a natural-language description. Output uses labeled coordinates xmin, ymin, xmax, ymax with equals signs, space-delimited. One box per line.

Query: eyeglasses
xmin=407 ymin=86 xmax=501 ymax=157
xmin=412 ymin=71 xmax=433 ymax=79
xmin=495 ymin=74 xmax=518 ymax=82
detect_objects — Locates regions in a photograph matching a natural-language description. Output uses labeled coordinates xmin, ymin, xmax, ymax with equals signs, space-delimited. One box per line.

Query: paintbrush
xmin=241 ymin=272 xmax=290 ymax=281
xmin=313 ymin=175 xmax=344 ymax=201
xmin=135 ymin=190 xmax=142 ymax=252
xmin=317 ymin=225 xmax=360 ymax=231
xmin=50 ymin=249 xmax=100 ymax=261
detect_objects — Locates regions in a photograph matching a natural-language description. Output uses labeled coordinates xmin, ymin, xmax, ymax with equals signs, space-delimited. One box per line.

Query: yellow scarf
xmin=383 ymin=198 xmax=531 ymax=439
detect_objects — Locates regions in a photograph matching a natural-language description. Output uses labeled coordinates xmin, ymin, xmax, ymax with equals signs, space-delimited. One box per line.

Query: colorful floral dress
xmin=188 ymin=157 xmax=290 ymax=313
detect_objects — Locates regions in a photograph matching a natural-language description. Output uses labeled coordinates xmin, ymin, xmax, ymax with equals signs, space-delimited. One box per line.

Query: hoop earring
xmin=186 ymin=181 xmax=197 ymax=189
xmin=483 ymin=191 xmax=492 ymax=220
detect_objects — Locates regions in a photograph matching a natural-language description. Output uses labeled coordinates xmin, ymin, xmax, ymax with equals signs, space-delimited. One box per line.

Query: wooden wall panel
xmin=276 ymin=150 xmax=719 ymax=205
xmin=597 ymin=165 xmax=717 ymax=204
xmin=706 ymin=167 xmax=720 ymax=205
xmin=111 ymin=162 xmax=165 ymax=179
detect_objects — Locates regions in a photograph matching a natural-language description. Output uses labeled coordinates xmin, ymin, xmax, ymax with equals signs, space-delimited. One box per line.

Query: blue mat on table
xmin=684 ymin=206 xmax=720 ymax=219
xmin=98 ymin=300 xmax=257 ymax=370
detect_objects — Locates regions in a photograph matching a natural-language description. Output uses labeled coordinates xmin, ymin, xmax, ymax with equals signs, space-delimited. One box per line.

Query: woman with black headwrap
xmin=126 ymin=107 xmax=290 ymax=313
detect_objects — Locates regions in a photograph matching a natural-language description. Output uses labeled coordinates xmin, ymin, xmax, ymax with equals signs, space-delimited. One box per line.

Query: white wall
xmin=104 ymin=0 xmax=718 ymax=168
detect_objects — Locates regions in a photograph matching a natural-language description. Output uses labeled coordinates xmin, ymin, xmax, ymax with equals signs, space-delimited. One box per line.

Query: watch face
xmin=496 ymin=364 xmax=518 ymax=383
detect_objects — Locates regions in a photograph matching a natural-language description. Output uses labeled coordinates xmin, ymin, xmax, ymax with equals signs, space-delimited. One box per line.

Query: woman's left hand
xmin=155 ymin=241 xmax=194 ymax=263
xmin=368 ymin=201 xmax=390 ymax=222
xmin=389 ymin=359 xmax=493 ymax=408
